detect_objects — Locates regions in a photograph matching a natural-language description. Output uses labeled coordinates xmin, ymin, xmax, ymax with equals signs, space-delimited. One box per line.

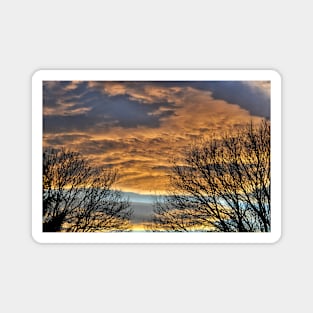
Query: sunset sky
xmin=43 ymin=80 xmax=270 ymax=195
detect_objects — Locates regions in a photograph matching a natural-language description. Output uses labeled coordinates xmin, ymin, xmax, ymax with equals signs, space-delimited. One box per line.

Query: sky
xmin=43 ymin=80 xmax=270 ymax=195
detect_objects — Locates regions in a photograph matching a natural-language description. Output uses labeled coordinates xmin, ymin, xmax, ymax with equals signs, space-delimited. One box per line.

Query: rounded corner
xmin=31 ymin=230 xmax=44 ymax=244
xmin=31 ymin=69 xmax=45 ymax=82
xmin=269 ymin=231 xmax=282 ymax=244
xmin=268 ymin=69 xmax=282 ymax=82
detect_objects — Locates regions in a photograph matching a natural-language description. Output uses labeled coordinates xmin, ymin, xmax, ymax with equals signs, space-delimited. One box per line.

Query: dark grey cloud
xmin=139 ymin=81 xmax=270 ymax=119
xmin=152 ymin=165 xmax=173 ymax=172
xmin=78 ymin=139 xmax=131 ymax=156
xmin=43 ymin=81 xmax=179 ymax=134
xmin=192 ymin=81 xmax=270 ymax=119
xmin=43 ymin=80 xmax=270 ymax=136
xmin=128 ymin=202 xmax=154 ymax=223
xmin=43 ymin=134 xmax=92 ymax=146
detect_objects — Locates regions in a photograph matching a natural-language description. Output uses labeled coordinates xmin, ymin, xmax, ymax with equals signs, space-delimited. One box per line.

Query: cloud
xmin=43 ymin=133 xmax=92 ymax=146
xmin=91 ymin=80 xmax=271 ymax=118
xmin=246 ymin=81 xmax=270 ymax=96
xmin=89 ymin=81 xmax=182 ymax=104
xmin=128 ymin=202 xmax=154 ymax=223
xmin=64 ymin=81 xmax=81 ymax=90
xmin=192 ymin=81 xmax=271 ymax=118
xmin=43 ymin=80 xmax=269 ymax=193
xmin=43 ymin=81 xmax=93 ymax=117
xmin=44 ymin=81 xmax=179 ymax=132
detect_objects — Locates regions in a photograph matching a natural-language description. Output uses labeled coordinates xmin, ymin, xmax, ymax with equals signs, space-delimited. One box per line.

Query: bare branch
xmin=149 ymin=120 xmax=271 ymax=232
xmin=42 ymin=148 xmax=132 ymax=232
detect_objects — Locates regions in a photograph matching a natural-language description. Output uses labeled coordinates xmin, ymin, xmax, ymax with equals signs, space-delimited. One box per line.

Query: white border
xmin=32 ymin=69 xmax=281 ymax=244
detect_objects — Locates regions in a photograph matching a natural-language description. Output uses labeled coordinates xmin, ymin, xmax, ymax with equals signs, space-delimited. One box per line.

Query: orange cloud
xmin=43 ymin=82 xmax=265 ymax=194
xmin=89 ymin=81 xmax=182 ymax=105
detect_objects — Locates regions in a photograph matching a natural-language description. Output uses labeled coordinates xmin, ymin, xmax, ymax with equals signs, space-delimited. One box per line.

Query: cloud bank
xmin=43 ymin=80 xmax=270 ymax=193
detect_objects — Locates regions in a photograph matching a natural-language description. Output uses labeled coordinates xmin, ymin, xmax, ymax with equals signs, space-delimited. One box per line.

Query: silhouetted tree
xmin=149 ymin=120 xmax=270 ymax=232
xmin=43 ymin=148 xmax=132 ymax=232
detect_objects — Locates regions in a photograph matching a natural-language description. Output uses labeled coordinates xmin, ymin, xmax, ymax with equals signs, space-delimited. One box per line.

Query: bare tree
xmin=149 ymin=120 xmax=270 ymax=232
xmin=43 ymin=148 xmax=133 ymax=232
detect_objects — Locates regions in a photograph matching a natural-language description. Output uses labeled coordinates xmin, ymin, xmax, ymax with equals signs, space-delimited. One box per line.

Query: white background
xmin=0 ymin=1 xmax=311 ymax=312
